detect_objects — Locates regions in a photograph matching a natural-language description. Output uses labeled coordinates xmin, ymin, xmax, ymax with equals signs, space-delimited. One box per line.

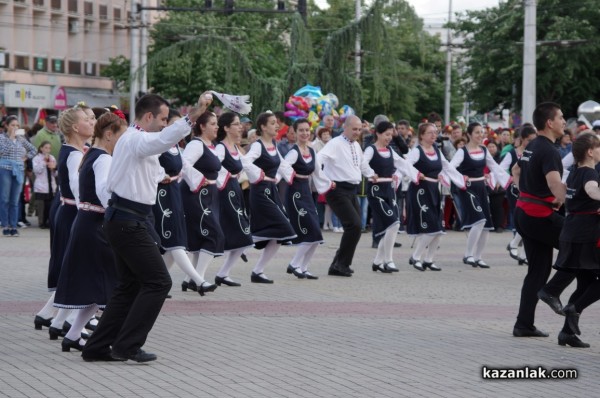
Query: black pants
xmin=83 ymin=219 xmax=172 ymax=357
xmin=514 ymin=208 xmax=574 ymax=329
xmin=326 ymin=184 xmax=361 ymax=270
xmin=561 ymin=270 xmax=600 ymax=334
xmin=488 ymin=190 xmax=505 ymax=230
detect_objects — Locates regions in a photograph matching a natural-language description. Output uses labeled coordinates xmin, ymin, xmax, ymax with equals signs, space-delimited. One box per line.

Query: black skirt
xmin=286 ymin=178 xmax=323 ymax=245
xmin=452 ymin=180 xmax=493 ymax=229
xmin=219 ymin=177 xmax=254 ymax=251
xmin=53 ymin=211 xmax=117 ymax=309
xmin=153 ymin=181 xmax=187 ymax=251
xmin=406 ymin=180 xmax=443 ymax=235
xmin=47 ymin=203 xmax=78 ymax=291
xmin=367 ymin=181 xmax=400 ymax=237
xmin=182 ymin=183 xmax=224 ymax=256
xmin=249 ymin=180 xmax=297 ymax=249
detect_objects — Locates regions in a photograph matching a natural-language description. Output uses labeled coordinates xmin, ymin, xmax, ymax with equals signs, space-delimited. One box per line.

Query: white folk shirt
xmin=107 ymin=117 xmax=192 ymax=205
xmin=315 ymin=135 xmax=375 ymax=186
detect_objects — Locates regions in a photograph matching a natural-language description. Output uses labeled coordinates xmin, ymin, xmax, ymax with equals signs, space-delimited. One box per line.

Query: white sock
xmin=50 ymin=308 xmax=72 ymax=329
xmin=300 ymin=244 xmax=318 ymax=272
xmin=509 ymin=232 xmax=521 ymax=249
xmin=37 ymin=292 xmax=57 ymax=319
xmin=65 ymin=306 xmax=97 ymax=341
xmin=184 ymin=252 xmax=200 ymax=283
xmin=253 ymin=240 xmax=279 ymax=274
xmin=412 ymin=235 xmax=434 ymax=261
xmin=474 ymin=230 xmax=489 ymax=260
xmin=290 ymin=245 xmax=312 ymax=269
xmin=324 ymin=205 xmax=333 ymax=229
xmin=170 ymin=249 xmax=205 ymax=285
xmin=424 ymin=235 xmax=441 ymax=262
xmin=383 ymin=223 xmax=400 ymax=263
xmin=162 ymin=250 xmax=175 ymax=270
xmin=465 ymin=221 xmax=485 ymax=258
xmin=195 ymin=252 xmax=214 ymax=280
xmin=217 ymin=248 xmax=245 ymax=278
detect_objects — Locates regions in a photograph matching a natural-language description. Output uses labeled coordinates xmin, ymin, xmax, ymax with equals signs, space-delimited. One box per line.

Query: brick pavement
xmin=1 ymin=224 xmax=598 ymax=398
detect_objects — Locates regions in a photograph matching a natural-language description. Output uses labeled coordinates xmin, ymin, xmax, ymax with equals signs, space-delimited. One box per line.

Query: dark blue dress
xmin=181 ymin=139 xmax=224 ymax=255
xmin=366 ymin=145 xmax=400 ymax=237
xmin=451 ymin=146 xmax=493 ymax=230
xmin=153 ymin=146 xmax=187 ymax=251
xmin=286 ymin=145 xmax=323 ymax=245
xmin=217 ymin=143 xmax=253 ymax=251
xmin=54 ymin=148 xmax=117 ymax=308
xmin=248 ymin=140 xmax=297 ymax=249
xmin=406 ymin=146 xmax=444 ymax=235
xmin=48 ymin=145 xmax=80 ymax=291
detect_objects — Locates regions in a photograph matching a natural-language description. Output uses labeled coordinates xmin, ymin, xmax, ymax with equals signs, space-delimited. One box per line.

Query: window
xmin=84 ymin=1 xmax=93 ymax=16
xmin=51 ymin=0 xmax=61 ymax=10
xmin=33 ymin=0 xmax=45 ymax=6
xmin=52 ymin=58 xmax=64 ymax=73
xmin=34 ymin=57 xmax=48 ymax=72
xmin=0 ymin=52 xmax=9 ymax=68
xmin=68 ymin=0 xmax=77 ymax=13
xmin=15 ymin=55 xmax=29 ymax=70
xmin=68 ymin=60 xmax=81 ymax=75
xmin=99 ymin=5 xmax=108 ymax=20
xmin=84 ymin=61 xmax=96 ymax=76
xmin=113 ymin=7 xmax=121 ymax=21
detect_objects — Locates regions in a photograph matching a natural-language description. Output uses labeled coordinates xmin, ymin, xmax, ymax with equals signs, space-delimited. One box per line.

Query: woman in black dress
xmin=53 ymin=113 xmax=127 ymax=352
xmin=284 ymin=118 xmax=333 ymax=279
xmin=406 ymin=123 xmax=465 ymax=271
xmin=363 ymin=121 xmax=420 ymax=273
xmin=450 ymin=122 xmax=510 ymax=268
xmin=242 ymin=112 xmax=296 ymax=283
xmin=551 ymin=133 xmax=600 ymax=348
xmin=154 ymin=110 xmax=208 ymax=293
xmin=500 ymin=124 xmax=537 ymax=265
xmin=181 ymin=112 xmax=222 ymax=295
xmin=43 ymin=107 xmax=95 ymax=339
xmin=213 ymin=112 xmax=254 ymax=286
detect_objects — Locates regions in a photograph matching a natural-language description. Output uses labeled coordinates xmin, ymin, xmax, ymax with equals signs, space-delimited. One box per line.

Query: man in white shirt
xmin=82 ymin=92 xmax=212 ymax=363
xmin=316 ymin=115 xmax=377 ymax=277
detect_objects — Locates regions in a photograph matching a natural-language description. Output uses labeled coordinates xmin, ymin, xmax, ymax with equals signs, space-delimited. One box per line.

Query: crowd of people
xmin=2 ymin=93 xmax=600 ymax=362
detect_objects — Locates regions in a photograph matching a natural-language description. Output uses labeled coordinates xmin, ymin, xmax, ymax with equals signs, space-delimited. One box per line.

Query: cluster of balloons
xmin=284 ymin=85 xmax=355 ymax=129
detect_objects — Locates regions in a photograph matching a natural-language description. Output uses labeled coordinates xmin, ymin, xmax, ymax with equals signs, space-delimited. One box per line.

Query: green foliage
xmin=451 ymin=0 xmax=600 ymax=117
xmin=100 ymin=55 xmax=131 ymax=91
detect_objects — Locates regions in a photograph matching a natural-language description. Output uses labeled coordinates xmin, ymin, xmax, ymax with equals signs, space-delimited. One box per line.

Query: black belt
xmin=109 ymin=202 xmax=149 ymax=217
xmin=334 ymin=181 xmax=359 ymax=191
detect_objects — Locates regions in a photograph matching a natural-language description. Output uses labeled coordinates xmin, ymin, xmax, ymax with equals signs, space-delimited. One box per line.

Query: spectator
xmin=32 ymin=115 xmax=63 ymax=160
xmin=558 ymin=131 xmax=572 ymax=159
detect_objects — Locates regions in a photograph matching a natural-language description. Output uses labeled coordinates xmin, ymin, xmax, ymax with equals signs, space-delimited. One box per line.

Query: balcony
xmin=99 ymin=4 xmax=109 ymax=24
xmin=33 ymin=0 xmax=46 ymax=13
xmin=13 ymin=0 xmax=28 ymax=9
xmin=84 ymin=1 xmax=94 ymax=21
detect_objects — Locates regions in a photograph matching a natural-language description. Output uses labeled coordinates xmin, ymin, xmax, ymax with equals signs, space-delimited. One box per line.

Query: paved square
xmin=1 ymin=226 xmax=597 ymax=397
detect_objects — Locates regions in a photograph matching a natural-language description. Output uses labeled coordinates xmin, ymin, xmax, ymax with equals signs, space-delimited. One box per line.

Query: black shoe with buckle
xmin=111 ymin=348 xmax=157 ymax=363
xmin=423 ymin=262 xmax=441 ymax=271
xmin=328 ymin=266 xmax=352 ymax=277
xmin=558 ymin=331 xmax=590 ymax=348
xmin=251 ymin=272 xmax=274 ymax=283
xmin=563 ymin=304 xmax=581 ymax=335
xmin=215 ymin=275 xmax=241 ymax=287
xmin=34 ymin=315 xmax=53 ymax=330
xmin=512 ymin=326 xmax=549 ymax=337
xmin=537 ymin=289 xmax=565 ymax=315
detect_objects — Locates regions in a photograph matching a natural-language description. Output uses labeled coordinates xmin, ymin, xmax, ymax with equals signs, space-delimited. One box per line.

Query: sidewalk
xmin=0 ymin=226 xmax=597 ymax=397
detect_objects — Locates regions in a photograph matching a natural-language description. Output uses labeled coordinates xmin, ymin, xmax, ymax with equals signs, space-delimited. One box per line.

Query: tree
xmin=451 ymin=0 xmax=600 ymax=118
xmin=100 ymin=55 xmax=131 ymax=92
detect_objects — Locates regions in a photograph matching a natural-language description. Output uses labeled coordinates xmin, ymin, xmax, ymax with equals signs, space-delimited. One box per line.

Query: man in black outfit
xmin=316 ymin=115 xmax=377 ymax=277
xmin=82 ymin=92 xmax=211 ymax=362
xmin=511 ymin=102 xmax=575 ymax=338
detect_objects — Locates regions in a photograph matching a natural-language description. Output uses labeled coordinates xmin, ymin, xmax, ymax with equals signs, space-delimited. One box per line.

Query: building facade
xmin=0 ymin=0 xmax=160 ymax=124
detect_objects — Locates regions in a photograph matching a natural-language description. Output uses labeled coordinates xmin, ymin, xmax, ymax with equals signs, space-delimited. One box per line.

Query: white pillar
xmin=140 ymin=0 xmax=148 ymax=94
xmin=355 ymin=0 xmax=361 ymax=79
xmin=443 ymin=0 xmax=453 ymax=125
xmin=129 ymin=1 xmax=140 ymax=121
xmin=521 ymin=0 xmax=537 ymax=123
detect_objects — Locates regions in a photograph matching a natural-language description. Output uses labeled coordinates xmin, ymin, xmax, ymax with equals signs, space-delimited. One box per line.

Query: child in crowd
xmin=32 ymin=141 xmax=57 ymax=228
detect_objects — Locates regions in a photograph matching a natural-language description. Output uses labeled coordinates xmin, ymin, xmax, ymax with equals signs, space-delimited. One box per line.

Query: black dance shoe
xmin=372 ymin=263 xmax=392 ymax=273
xmin=62 ymin=337 xmax=85 ymax=352
xmin=518 ymin=257 xmax=528 ymax=266
xmin=303 ymin=271 xmax=319 ymax=280
xmin=34 ymin=315 xmax=52 ymax=330
xmin=507 ymin=244 xmax=520 ymax=261
xmin=475 ymin=260 xmax=490 ymax=269
xmin=410 ymin=257 xmax=424 ymax=272
xmin=62 ymin=321 xmax=71 ymax=333
xmin=240 ymin=253 xmax=248 ymax=262
xmin=563 ymin=304 xmax=581 ymax=335
xmin=287 ymin=264 xmax=306 ymax=279
xmin=327 ymin=266 xmax=352 ymax=277
xmin=215 ymin=276 xmax=242 ymax=287
xmin=537 ymin=289 xmax=565 ymax=315
xmin=558 ymin=331 xmax=590 ymax=348
xmin=197 ymin=282 xmax=217 ymax=296
xmin=422 ymin=262 xmax=441 ymax=271
xmin=181 ymin=281 xmax=189 ymax=292
xmin=111 ymin=348 xmax=157 ymax=363
xmin=512 ymin=326 xmax=549 ymax=337
xmin=394 ymin=242 xmax=402 ymax=248
xmin=463 ymin=256 xmax=477 ymax=267
xmin=384 ymin=262 xmax=400 ymax=272
xmin=49 ymin=326 xmax=65 ymax=340
xmin=251 ymin=272 xmax=274 ymax=283
xmin=85 ymin=320 xmax=97 ymax=331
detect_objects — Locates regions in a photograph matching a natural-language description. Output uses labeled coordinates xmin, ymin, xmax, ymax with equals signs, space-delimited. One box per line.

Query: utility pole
xmin=129 ymin=1 xmax=140 ymax=121
xmin=140 ymin=0 xmax=148 ymax=95
xmin=443 ymin=0 xmax=452 ymax=125
xmin=521 ymin=0 xmax=536 ymax=123
xmin=355 ymin=0 xmax=361 ymax=79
